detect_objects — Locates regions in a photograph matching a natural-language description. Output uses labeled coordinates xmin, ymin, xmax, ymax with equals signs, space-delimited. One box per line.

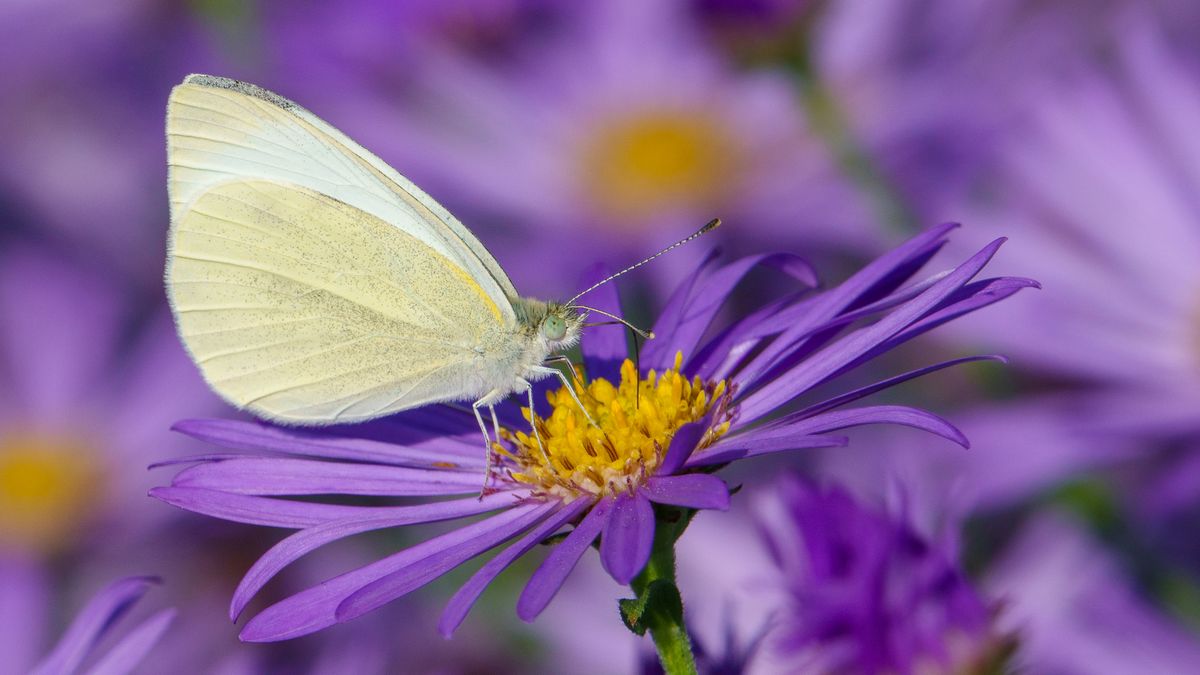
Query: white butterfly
xmin=166 ymin=75 xmax=708 ymax=469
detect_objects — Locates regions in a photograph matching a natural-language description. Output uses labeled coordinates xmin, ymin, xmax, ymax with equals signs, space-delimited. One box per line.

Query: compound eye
xmin=542 ymin=315 xmax=567 ymax=341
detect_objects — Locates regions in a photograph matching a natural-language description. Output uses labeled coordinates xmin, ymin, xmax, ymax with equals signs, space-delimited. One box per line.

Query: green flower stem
xmin=621 ymin=506 xmax=698 ymax=675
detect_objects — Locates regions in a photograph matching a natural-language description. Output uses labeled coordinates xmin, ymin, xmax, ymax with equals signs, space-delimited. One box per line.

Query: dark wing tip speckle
xmin=181 ymin=74 xmax=299 ymax=112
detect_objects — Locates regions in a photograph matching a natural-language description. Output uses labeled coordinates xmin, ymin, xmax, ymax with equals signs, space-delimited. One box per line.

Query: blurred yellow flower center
xmin=502 ymin=353 xmax=731 ymax=498
xmin=0 ymin=433 xmax=100 ymax=555
xmin=581 ymin=112 xmax=736 ymax=223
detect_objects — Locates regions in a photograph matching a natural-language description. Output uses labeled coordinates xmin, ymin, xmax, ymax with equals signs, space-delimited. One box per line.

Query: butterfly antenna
xmin=567 ymin=218 xmax=722 ymax=306
xmin=574 ymin=305 xmax=654 ymax=340
xmin=633 ymin=329 xmax=642 ymax=410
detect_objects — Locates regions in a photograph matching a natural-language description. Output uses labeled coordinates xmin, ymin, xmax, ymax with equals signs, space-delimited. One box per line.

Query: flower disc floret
xmin=504 ymin=353 xmax=731 ymax=497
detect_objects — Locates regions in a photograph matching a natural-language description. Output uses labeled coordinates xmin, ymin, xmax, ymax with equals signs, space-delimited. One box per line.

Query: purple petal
xmin=685 ymin=434 xmax=849 ymax=467
xmin=0 ymin=246 xmax=124 ymax=422
xmin=85 ymin=608 xmax=176 ymax=675
xmin=578 ymin=262 xmax=627 ymax=383
xmin=789 ymin=355 xmax=1007 ymax=420
xmin=752 ymin=405 xmax=969 ymax=448
xmin=736 ymin=238 xmax=1006 ymax=422
xmin=333 ymin=502 xmax=559 ymax=624
xmin=600 ymin=493 xmax=656 ymax=585
xmin=148 ymin=453 xmax=250 ymax=469
xmin=658 ymin=418 xmax=712 ymax=476
xmin=689 ymin=290 xmax=809 ymax=380
xmin=173 ymin=419 xmax=484 ymax=469
xmin=240 ymin=503 xmax=549 ymax=642
xmin=151 ymin=486 xmax=375 ymax=528
xmin=517 ymin=497 xmax=614 ymax=621
xmin=439 ymin=498 xmax=592 ymax=637
xmin=31 ymin=577 xmax=159 ymax=675
xmin=838 ymin=277 xmax=1038 ymax=372
xmin=171 ymin=458 xmax=482 ymax=496
xmin=643 ymin=474 xmax=730 ymax=510
xmin=645 ymin=252 xmax=817 ymax=370
xmin=231 ymin=493 xmax=517 ymax=620
xmin=0 ymin=559 xmax=47 ymax=672
xmin=643 ymin=249 xmax=722 ymax=366
xmin=730 ymin=223 xmax=959 ymax=386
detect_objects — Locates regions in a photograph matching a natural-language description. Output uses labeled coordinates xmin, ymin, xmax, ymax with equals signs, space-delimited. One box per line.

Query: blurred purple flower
xmin=817 ymin=398 xmax=1142 ymax=514
xmin=327 ymin=0 xmax=871 ymax=292
xmin=151 ymin=224 xmax=1030 ymax=642
xmin=13 ymin=576 xmax=174 ymax=675
xmin=0 ymin=244 xmax=219 ymax=560
xmin=987 ymin=514 xmax=1200 ymax=674
xmin=807 ymin=1 xmax=1200 ymax=222
xmin=0 ymin=243 xmax=221 ymax=670
xmin=756 ymin=475 xmax=1002 ymax=674
xmin=940 ymin=26 xmax=1200 ymax=441
xmin=0 ymin=2 xmax=218 ymax=285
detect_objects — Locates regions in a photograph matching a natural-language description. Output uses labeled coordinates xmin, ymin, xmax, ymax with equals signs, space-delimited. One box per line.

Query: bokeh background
xmin=3 ymin=0 xmax=1200 ymax=672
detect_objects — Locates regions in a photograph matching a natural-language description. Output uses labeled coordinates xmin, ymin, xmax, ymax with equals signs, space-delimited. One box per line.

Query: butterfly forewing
xmin=167 ymin=74 xmax=519 ymax=319
xmin=166 ymin=75 xmax=523 ymax=424
xmin=170 ymin=179 xmax=509 ymax=423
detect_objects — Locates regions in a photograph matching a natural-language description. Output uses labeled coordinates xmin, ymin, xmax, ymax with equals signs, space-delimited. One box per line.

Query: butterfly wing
xmin=167 ymin=74 xmax=519 ymax=320
xmin=169 ymin=179 xmax=506 ymax=423
xmin=166 ymin=74 xmax=521 ymax=424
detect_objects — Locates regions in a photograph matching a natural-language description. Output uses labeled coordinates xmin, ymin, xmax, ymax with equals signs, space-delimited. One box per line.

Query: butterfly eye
xmin=542 ymin=315 xmax=567 ymax=341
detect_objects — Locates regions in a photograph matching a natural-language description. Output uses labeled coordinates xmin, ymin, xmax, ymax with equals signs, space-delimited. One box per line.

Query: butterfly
xmin=165 ymin=74 xmax=715 ymax=476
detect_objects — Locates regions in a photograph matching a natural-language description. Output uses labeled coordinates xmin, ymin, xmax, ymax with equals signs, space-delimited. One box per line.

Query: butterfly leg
xmin=531 ymin=365 xmax=601 ymax=431
xmin=472 ymin=388 xmax=508 ymax=496
xmin=517 ymin=378 xmax=551 ymax=466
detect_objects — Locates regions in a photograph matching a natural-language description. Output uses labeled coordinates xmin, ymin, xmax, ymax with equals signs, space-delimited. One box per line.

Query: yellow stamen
xmin=501 ymin=353 xmax=732 ymax=498
xmin=0 ymin=432 xmax=101 ymax=555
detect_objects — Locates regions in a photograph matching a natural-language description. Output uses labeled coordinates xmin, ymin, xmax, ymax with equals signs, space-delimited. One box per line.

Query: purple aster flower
xmin=986 ymin=514 xmax=1200 ymax=674
xmin=0 ymin=2 xmax=218 ymax=285
xmin=151 ymin=224 xmax=1031 ymax=642
xmin=318 ymin=0 xmax=873 ymax=293
xmin=755 ymin=475 xmax=1005 ymax=674
xmin=0 ymin=243 xmax=220 ymax=559
xmin=939 ymin=24 xmax=1200 ymax=441
xmin=17 ymin=576 xmax=174 ymax=675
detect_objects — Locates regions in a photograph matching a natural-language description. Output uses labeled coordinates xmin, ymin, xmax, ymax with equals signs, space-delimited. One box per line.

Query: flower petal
xmin=737 ymin=238 xmax=1006 ymax=422
xmin=85 ymin=608 xmax=176 ymax=675
xmin=171 ymin=457 xmax=482 ymax=496
xmin=517 ymin=497 xmax=613 ymax=621
xmin=752 ymin=405 xmax=969 ymax=448
xmin=686 ymin=434 xmax=849 ymax=467
xmin=150 ymin=486 xmax=372 ymax=528
xmin=31 ymin=577 xmax=159 ymax=675
xmin=334 ymin=502 xmax=559 ymax=624
xmin=730 ymin=223 xmax=960 ymax=386
xmin=658 ymin=418 xmax=712 ymax=476
xmin=841 ymin=277 xmax=1039 ymax=371
xmin=600 ymin=493 xmax=656 ymax=585
xmin=438 ymin=499 xmax=592 ymax=637
xmin=172 ymin=419 xmax=484 ymax=469
xmin=0 ymin=246 xmax=124 ymax=422
xmin=789 ymin=355 xmax=1008 ymax=420
xmin=643 ymin=474 xmax=730 ymax=510
xmin=645 ymin=252 xmax=817 ymax=369
xmin=578 ymin=262 xmax=627 ymax=383
xmin=232 ymin=493 xmax=519 ymax=620
xmin=240 ymin=503 xmax=548 ymax=642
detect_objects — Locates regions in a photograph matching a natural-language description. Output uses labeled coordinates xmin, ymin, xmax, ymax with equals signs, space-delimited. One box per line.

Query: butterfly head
xmin=515 ymin=298 xmax=584 ymax=352
xmin=540 ymin=302 xmax=584 ymax=348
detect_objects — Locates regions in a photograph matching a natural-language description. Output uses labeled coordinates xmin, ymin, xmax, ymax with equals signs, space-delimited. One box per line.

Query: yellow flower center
xmin=0 ymin=432 xmax=100 ymax=555
xmin=501 ymin=353 xmax=732 ymax=498
xmin=580 ymin=111 xmax=737 ymax=224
